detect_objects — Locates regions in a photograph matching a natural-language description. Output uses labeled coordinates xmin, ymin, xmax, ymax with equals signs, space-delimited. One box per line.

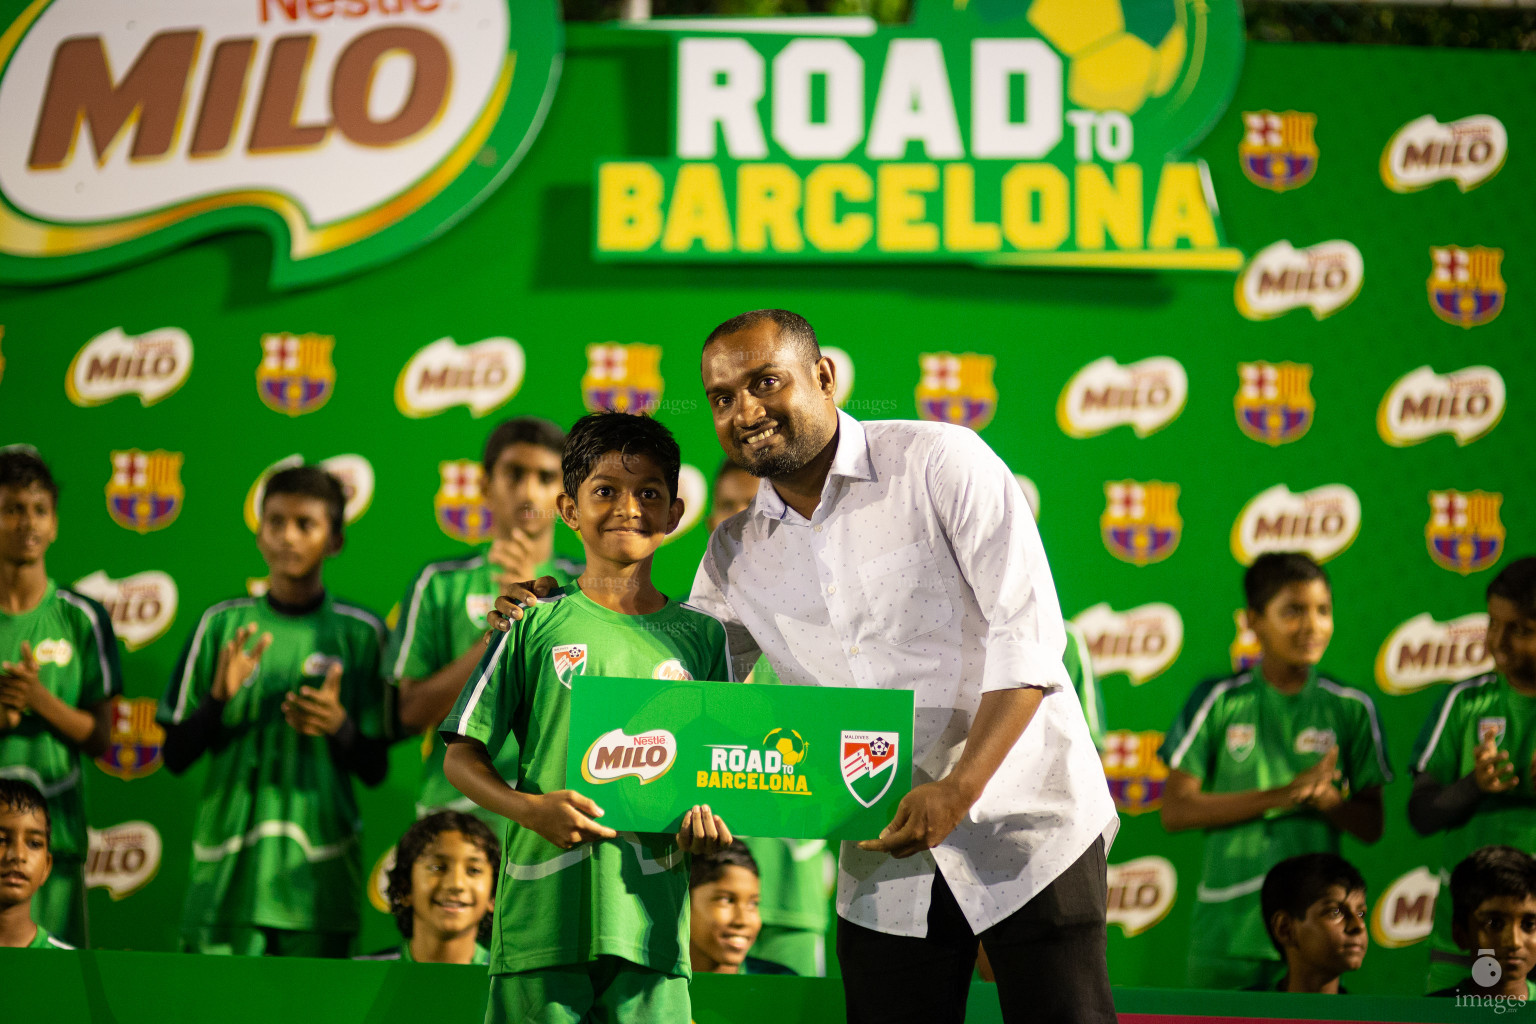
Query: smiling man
xmin=688 ymin=310 xmax=1118 ymax=1024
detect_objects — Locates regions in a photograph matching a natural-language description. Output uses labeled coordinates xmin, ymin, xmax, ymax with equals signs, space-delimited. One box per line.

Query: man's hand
xmin=676 ymin=804 xmax=733 ymax=855
xmin=857 ymin=777 xmax=974 ymax=859
xmin=212 ymin=625 xmax=272 ymax=702
xmin=489 ymin=529 xmax=541 ymax=588
xmin=524 ymin=790 xmax=617 ymax=850
xmin=1285 ymin=747 xmax=1341 ymax=806
xmin=282 ymin=661 xmax=348 ymax=737
xmin=488 ymin=576 xmax=561 ymax=632
xmin=0 ymin=641 xmax=42 ymax=713
xmin=1474 ymin=733 xmax=1519 ymax=793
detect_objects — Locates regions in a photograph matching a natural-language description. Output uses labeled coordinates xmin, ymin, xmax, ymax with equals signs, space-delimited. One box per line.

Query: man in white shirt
xmin=492 ymin=310 xmax=1118 ymax=1022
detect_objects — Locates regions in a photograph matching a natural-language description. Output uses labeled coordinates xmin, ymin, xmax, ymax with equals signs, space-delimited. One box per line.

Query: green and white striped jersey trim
xmin=170 ymin=597 xmax=260 ymax=723
xmin=1414 ymin=672 xmax=1500 ymax=773
xmin=57 ymin=587 xmax=118 ymax=699
xmin=391 ymin=554 xmax=486 ymax=679
xmin=192 ymin=819 xmax=359 ymax=864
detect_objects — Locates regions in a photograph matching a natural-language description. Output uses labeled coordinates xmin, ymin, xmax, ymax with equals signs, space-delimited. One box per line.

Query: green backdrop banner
xmin=567 ymin=676 xmax=913 ymax=838
xmin=0 ymin=4 xmax=1529 ymax=1000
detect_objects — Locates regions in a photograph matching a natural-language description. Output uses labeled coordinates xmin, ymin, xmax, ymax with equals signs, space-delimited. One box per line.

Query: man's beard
xmin=736 ymin=421 xmax=823 ymax=479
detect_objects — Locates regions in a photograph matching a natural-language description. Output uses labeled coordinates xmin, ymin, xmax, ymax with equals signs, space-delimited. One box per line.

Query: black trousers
xmin=837 ymin=836 xmax=1116 ymax=1024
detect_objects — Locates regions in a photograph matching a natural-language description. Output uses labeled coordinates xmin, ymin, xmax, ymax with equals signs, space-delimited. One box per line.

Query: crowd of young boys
xmin=1 ymin=407 xmax=1533 ymax=1010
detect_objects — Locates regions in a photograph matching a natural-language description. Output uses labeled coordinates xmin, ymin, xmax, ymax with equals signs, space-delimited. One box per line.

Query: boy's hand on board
xmin=488 ymin=577 xmax=561 ymax=632
xmin=676 ymin=805 xmax=734 ymax=856
xmin=212 ymin=624 xmax=272 ymax=702
xmin=283 ymin=661 xmax=348 ymax=737
xmin=525 ymin=790 xmax=618 ymax=850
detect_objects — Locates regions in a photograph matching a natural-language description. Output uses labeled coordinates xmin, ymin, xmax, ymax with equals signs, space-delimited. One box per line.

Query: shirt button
xmin=827 ymin=585 xmax=836 ymax=595
xmin=814 ymin=525 xmax=822 ymax=533
xmin=850 ymin=646 xmax=860 ymax=655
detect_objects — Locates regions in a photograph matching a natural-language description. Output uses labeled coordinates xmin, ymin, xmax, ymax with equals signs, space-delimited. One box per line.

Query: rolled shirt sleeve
xmin=690 ymin=532 xmax=765 ymax=685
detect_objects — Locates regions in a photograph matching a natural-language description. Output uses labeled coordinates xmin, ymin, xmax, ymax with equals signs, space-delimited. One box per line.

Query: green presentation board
xmin=0 ymin=0 xmax=1529 ymax=998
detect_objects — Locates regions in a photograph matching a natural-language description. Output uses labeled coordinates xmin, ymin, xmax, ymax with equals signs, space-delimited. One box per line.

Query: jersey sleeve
xmin=1338 ymin=688 xmax=1393 ymax=790
xmin=62 ymin=590 xmax=121 ymax=705
xmin=1064 ymin=623 xmax=1106 ymax=750
xmin=343 ymin=608 xmax=389 ymax=741
xmin=1159 ymin=679 xmax=1221 ymax=783
xmin=700 ymin=615 xmax=733 ymax=683
xmin=157 ymin=606 xmax=224 ymax=726
xmin=386 ymin=568 xmax=445 ymax=684
xmin=440 ymin=627 xmax=520 ymax=756
xmin=1411 ymin=687 xmax=1465 ymax=783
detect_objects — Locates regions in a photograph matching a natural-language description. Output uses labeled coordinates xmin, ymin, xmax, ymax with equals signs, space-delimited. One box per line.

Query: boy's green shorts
xmin=486 ymin=957 xmax=689 ymax=1024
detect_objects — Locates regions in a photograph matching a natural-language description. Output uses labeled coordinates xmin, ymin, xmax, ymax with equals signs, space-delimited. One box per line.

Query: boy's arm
xmin=1317 ymin=785 xmax=1384 ymax=843
xmin=1408 ymin=734 xmax=1514 ymax=834
xmin=1159 ymin=752 xmax=1342 ymax=832
xmin=443 ymin=736 xmax=616 ymax=848
xmin=161 ymin=622 xmax=270 ymax=775
xmin=398 ymin=642 xmax=491 ymax=733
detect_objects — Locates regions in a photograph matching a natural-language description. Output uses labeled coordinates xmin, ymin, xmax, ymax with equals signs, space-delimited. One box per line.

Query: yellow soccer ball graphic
xmin=1027 ymin=0 xmax=1187 ymax=114
xmin=763 ymin=727 xmax=808 ymax=766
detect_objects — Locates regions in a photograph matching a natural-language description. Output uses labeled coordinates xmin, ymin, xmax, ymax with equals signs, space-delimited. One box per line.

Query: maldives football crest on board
xmin=1101 ymin=481 xmax=1181 ymax=566
xmin=257 ymin=333 xmax=335 ymax=415
xmin=582 ymin=343 xmax=663 ymax=414
xmin=1426 ymin=490 xmax=1504 ymax=575
xmin=0 ymin=1 xmax=564 ymax=288
xmin=841 ymin=731 xmax=899 ymax=809
xmin=1239 ymin=111 xmax=1318 ymax=192
xmin=552 ymin=644 xmax=588 ymax=688
xmin=1235 ymin=362 xmax=1314 ymax=445
xmin=434 ymin=460 xmax=492 ymax=544
xmin=105 ymin=449 xmax=182 ymax=533
xmin=916 ymin=353 xmax=997 ymax=431
xmin=1428 ymin=246 xmax=1505 ymax=329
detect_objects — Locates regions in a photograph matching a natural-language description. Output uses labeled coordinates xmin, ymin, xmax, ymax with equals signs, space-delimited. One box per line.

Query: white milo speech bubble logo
xmin=1071 ymin=602 xmax=1184 ymax=685
xmin=1236 ymin=240 xmax=1364 ymax=321
xmin=66 ymin=327 xmax=193 ymax=407
xmin=1381 ymin=115 xmax=1507 ymax=194
xmin=1370 ymin=865 xmax=1439 ymax=948
xmin=582 ymin=728 xmax=677 ymax=785
xmin=1107 ymin=856 xmax=1177 ymax=938
xmin=1231 ymin=483 xmax=1361 ymax=565
xmin=1378 ymin=365 xmax=1504 ymax=448
xmin=1057 ymin=356 xmax=1188 ymax=439
xmin=86 ymin=821 xmax=162 ymax=901
xmin=395 ymin=337 xmax=526 ymax=418
xmin=72 ymin=569 xmax=178 ymax=652
xmin=1375 ymin=612 xmax=1492 ymax=697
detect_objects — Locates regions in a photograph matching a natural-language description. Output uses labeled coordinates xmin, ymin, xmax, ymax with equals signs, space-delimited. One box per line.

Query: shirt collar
xmin=753 ymin=410 xmax=874 ymax=522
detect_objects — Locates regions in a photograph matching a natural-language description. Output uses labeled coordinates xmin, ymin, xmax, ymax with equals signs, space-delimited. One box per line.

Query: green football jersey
xmin=387 ymin=549 xmax=581 ymax=818
xmin=0 ymin=582 xmax=119 ymax=859
xmin=156 ymin=593 xmax=387 ymax=934
xmin=1411 ymin=672 xmax=1536 ymax=980
xmin=440 ymin=584 xmax=731 ymax=977
xmin=27 ymin=924 xmax=74 ymax=949
xmin=1065 ymin=623 xmax=1106 ymax=751
xmin=1158 ymin=667 xmax=1393 ymax=961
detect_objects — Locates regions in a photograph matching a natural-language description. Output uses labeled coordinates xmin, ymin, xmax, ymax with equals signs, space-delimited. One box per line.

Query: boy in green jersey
xmin=390 ymin=418 xmax=582 ymax=819
xmin=1158 ymin=553 xmax=1391 ymax=990
xmin=442 ymin=412 xmax=735 ymax=1024
xmin=1410 ymin=556 xmax=1536 ymax=991
xmin=689 ymin=842 xmax=795 ymax=976
xmin=0 ymin=449 xmax=118 ymax=948
xmin=0 ymin=779 xmax=73 ymax=949
xmin=157 ymin=467 xmax=388 ymax=957
xmin=1428 ymin=846 xmax=1536 ymax=1003
xmin=357 ymin=811 xmax=498 ymax=964
xmin=1255 ymin=853 xmax=1368 ymax=994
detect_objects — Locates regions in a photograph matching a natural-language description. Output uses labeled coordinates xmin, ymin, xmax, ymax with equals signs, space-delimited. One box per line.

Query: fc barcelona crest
xmin=1240 ymin=111 xmax=1319 ymax=192
xmin=915 ymin=353 xmax=997 ymax=431
xmin=434 ymin=460 xmax=492 ymax=544
xmin=1426 ymin=489 xmax=1504 ymax=575
xmin=1230 ymin=610 xmax=1262 ymax=672
xmin=105 ymin=449 xmax=183 ymax=533
xmin=582 ymin=343 xmax=663 ymax=414
xmin=1101 ymin=730 xmax=1169 ymax=815
xmin=1101 ymin=481 xmax=1182 ymax=566
xmin=1235 ymin=362 xmax=1314 ymax=445
xmin=553 ymin=644 xmax=588 ymax=688
xmin=1428 ymin=247 xmax=1505 ymax=329
xmin=257 ymin=333 xmax=335 ymax=415
xmin=94 ymin=696 xmax=165 ymax=781
xmin=841 ymin=731 xmax=899 ymax=809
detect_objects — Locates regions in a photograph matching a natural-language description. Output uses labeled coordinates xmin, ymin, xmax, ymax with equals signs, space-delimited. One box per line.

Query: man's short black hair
xmin=689 ymin=840 xmax=758 ymax=890
xmin=482 ymin=417 xmax=567 ymax=478
xmin=263 ymin=465 xmax=347 ymax=541
xmin=1244 ymin=552 xmax=1330 ymax=613
xmin=387 ymin=811 xmax=500 ymax=943
xmin=703 ymin=309 xmax=822 ymax=368
xmin=1260 ymin=853 xmax=1366 ymax=955
xmin=0 ymin=447 xmax=57 ymax=506
xmin=1450 ymin=845 xmax=1536 ymax=936
xmin=0 ymin=778 xmax=51 ymax=846
xmin=1487 ymin=557 xmax=1536 ymax=619
xmin=562 ymin=412 xmax=681 ymax=502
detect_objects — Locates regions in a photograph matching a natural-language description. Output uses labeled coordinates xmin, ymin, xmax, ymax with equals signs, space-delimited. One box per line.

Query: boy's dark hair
xmin=0 ymin=447 xmax=57 ymax=505
xmin=562 ymin=412 xmax=681 ymax=503
xmin=263 ymin=466 xmax=346 ymax=541
xmin=1244 ymin=552 xmax=1330 ymax=613
xmin=1487 ymin=557 xmax=1536 ymax=619
xmin=0 ymin=778 xmax=51 ymax=846
xmin=703 ymin=309 xmax=822 ymax=368
xmin=1260 ymin=853 xmax=1366 ymax=955
xmin=482 ymin=417 xmax=567 ymax=477
xmin=689 ymin=840 xmax=759 ymax=890
xmin=1450 ymin=845 xmax=1536 ymax=935
xmin=387 ymin=811 xmax=501 ymax=944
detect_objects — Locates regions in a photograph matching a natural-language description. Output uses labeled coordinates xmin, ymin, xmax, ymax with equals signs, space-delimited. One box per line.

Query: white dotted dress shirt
xmin=689 ymin=410 xmax=1119 ymax=938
